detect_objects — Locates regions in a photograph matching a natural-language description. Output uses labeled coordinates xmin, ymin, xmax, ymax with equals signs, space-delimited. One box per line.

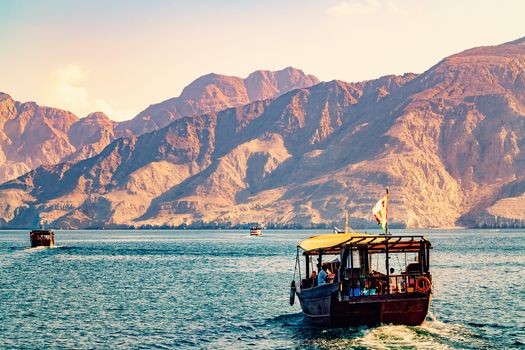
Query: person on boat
xmin=389 ymin=267 xmax=399 ymax=294
xmin=309 ymin=271 xmax=318 ymax=287
xmin=318 ymin=264 xmax=330 ymax=286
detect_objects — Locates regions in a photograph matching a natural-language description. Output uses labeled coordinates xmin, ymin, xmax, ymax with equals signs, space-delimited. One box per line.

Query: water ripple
xmin=0 ymin=229 xmax=524 ymax=349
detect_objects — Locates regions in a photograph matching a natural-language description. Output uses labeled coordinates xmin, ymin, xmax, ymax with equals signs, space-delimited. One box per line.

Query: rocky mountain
xmin=0 ymin=93 xmax=106 ymax=183
xmin=1 ymin=38 xmax=525 ymax=229
xmin=115 ymin=67 xmax=320 ymax=135
xmin=0 ymin=67 xmax=318 ymax=184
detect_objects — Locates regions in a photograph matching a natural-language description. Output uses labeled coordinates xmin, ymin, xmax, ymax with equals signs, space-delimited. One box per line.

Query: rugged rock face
xmin=115 ymin=67 xmax=320 ymax=135
xmin=0 ymin=93 xmax=77 ymax=182
xmin=0 ymin=67 xmax=318 ymax=184
xmin=1 ymin=38 xmax=525 ymax=229
xmin=66 ymin=112 xmax=117 ymax=162
xmin=0 ymin=94 xmax=120 ymax=184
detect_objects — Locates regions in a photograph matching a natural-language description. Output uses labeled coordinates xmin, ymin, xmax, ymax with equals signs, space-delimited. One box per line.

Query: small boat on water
xmin=29 ymin=229 xmax=55 ymax=248
xmin=289 ymin=189 xmax=433 ymax=326
xmin=250 ymin=226 xmax=263 ymax=236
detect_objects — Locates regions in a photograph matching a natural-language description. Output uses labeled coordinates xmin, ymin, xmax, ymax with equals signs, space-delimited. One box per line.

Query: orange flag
xmin=372 ymin=193 xmax=389 ymax=232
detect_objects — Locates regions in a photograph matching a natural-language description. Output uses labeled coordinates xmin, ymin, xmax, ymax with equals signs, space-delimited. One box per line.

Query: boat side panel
xmin=331 ymin=301 xmax=382 ymax=326
xmin=331 ymin=294 xmax=431 ymax=326
xmin=380 ymin=294 xmax=431 ymax=326
xmin=297 ymin=284 xmax=338 ymax=321
xmin=298 ymin=291 xmax=431 ymax=327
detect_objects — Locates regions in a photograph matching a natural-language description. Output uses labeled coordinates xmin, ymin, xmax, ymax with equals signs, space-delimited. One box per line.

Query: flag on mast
xmin=372 ymin=189 xmax=389 ymax=233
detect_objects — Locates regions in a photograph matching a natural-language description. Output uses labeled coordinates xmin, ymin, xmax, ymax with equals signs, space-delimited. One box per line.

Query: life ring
xmin=415 ymin=276 xmax=431 ymax=293
xmin=289 ymin=280 xmax=296 ymax=306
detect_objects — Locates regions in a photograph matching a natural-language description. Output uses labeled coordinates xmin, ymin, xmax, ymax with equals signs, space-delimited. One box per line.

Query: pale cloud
xmin=49 ymin=65 xmax=89 ymax=111
xmin=326 ymin=0 xmax=403 ymax=17
xmin=45 ymin=64 xmax=115 ymax=118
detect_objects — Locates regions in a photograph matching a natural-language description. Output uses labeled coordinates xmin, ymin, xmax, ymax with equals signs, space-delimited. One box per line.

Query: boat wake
xmin=415 ymin=312 xmax=489 ymax=348
xmin=348 ymin=322 xmax=463 ymax=350
xmin=24 ymin=245 xmax=67 ymax=251
xmin=278 ymin=312 xmax=488 ymax=349
xmin=25 ymin=246 xmax=49 ymax=251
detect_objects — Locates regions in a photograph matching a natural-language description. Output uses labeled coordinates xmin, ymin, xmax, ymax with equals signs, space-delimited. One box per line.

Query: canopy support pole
xmin=385 ymin=237 xmax=390 ymax=294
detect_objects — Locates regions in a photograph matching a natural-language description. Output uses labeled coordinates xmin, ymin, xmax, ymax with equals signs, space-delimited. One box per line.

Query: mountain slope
xmin=0 ymin=72 xmax=420 ymax=228
xmin=0 ymin=93 xmax=103 ymax=183
xmin=115 ymin=67 xmax=319 ymax=135
xmin=0 ymin=67 xmax=319 ymax=184
xmin=1 ymin=38 xmax=525 ymax=228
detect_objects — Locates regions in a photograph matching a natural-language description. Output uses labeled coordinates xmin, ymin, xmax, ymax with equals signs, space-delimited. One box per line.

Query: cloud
xmin=49 ymin=65 xmax=89 ymax=110
xmin=326 ymin=0 xmax=403 ymax=17
xmin=46 ymin=64 xmax=115 ymax=118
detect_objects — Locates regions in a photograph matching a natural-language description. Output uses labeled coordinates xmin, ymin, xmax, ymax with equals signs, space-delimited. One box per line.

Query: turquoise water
xmin=0 ymin=229 xmax=524 ymax=349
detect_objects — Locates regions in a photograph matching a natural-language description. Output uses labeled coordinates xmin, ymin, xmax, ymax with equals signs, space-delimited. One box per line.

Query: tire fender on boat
xmin=289 ymin=280 xmax=296 ymax=306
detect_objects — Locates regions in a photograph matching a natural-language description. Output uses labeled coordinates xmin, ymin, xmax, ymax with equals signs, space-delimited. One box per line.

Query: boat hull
xmin=29 ymin=230 xmax=55 ymax=248
xmin=297 ymin=285 xmax=431 ymax=326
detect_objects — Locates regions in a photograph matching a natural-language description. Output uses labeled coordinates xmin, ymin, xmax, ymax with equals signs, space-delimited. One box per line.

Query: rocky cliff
xmin=0 ymin=94 xmax=83 ymax=182
xmin=0 ymin=67 xmax=318 ymax=184
xmin=115 ymin=67 xmax=320 ymax=136
xmin=1 ymin=38 xmax=525 ymax=229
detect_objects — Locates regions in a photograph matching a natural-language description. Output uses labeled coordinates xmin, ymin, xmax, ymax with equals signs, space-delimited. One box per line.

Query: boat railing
xmin=342 ymin=273 xmax=431 ymax=298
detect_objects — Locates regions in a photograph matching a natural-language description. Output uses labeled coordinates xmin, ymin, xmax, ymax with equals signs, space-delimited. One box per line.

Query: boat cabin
xmin=298 ymin=234 xmax=432 ymax=299
xmin=250 ymin=226 xmax=263 ymax=236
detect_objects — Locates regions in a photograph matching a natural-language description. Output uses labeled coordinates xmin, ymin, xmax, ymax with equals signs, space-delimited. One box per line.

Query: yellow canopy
xmin=298 ymin=233 xmax=430 ymax=253
xmin=298 ymin=233 xmax=369 ymax=252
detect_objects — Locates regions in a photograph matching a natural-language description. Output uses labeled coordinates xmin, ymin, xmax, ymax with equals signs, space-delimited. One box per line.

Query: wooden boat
xmin=250 ymin=226 xmax=263 ymax=236
xmin=29 ymin=229 xmax=55 ymax=248
xmin=290 ymin=233 xmax=432 ymax=326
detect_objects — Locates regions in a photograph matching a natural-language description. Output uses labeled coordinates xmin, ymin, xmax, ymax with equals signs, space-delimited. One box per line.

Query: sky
xmin=1 ymin=0 xmax=524 ymax=121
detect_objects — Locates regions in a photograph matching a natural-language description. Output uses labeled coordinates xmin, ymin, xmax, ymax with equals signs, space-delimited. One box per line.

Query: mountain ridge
xmin=115 ymin=67 xmax=320 ymax=135
xmin=0 ymin=67 xmax=319 ymax=184
xmin=2 ymin=38 xmax=525 ymax=228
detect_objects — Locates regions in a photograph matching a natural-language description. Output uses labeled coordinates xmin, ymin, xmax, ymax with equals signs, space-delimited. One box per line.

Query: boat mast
xmin=385 ymin=188 xmax=389 ymax=235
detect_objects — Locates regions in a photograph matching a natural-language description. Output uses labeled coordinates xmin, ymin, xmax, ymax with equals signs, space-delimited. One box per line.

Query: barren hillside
xmin=1 ymin=38 xmax=525 ymax=228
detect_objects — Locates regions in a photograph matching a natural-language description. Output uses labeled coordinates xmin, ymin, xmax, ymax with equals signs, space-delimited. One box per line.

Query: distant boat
xmin=249 ymin=226 xmax=263 ymax=236
xmin=29 ymin=229 xmax=55 ymax=248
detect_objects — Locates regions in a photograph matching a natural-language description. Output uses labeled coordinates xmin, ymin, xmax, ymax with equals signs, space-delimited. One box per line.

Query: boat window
xmin=320 ymin=254 xmax=340 ymax=273
xmin=401 ymin=253 xmax=420 ymax=273
xmin=344 ymin=250 xmax=361 ymax=268
xmin=352 ymin=250 xmax=361 ymax=268
xmin=368 ymin=251 xmax=420 ymax=275
xmin=369 ymin=253 xmax=387 ymax=275
xmin=300 ymin=252 xmax=341 ymax=289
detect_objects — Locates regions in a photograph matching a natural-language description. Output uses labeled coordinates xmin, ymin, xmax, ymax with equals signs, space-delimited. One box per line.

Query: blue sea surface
xmin=1 ymin=229 xmax=524 ymax=349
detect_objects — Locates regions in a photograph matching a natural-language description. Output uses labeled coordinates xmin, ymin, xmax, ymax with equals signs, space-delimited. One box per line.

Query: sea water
xmin=0 ymin=229 xmax=523 ymax=349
